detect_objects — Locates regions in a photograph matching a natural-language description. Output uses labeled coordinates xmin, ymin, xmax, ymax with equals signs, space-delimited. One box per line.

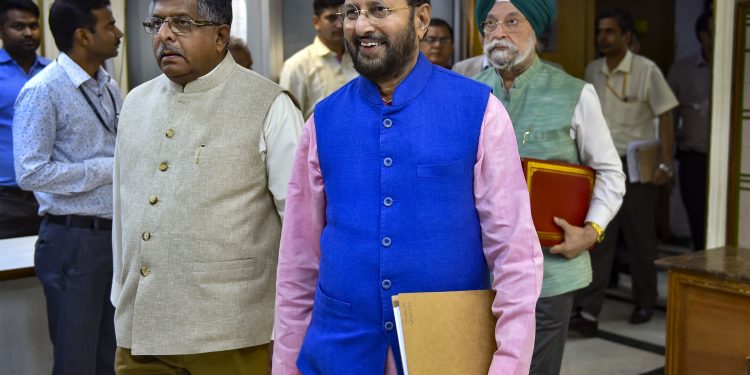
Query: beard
xmin=344 ymin=19 xmax=418 ymax=82
xmin=484 ymin=36 xmax=535 ymax=71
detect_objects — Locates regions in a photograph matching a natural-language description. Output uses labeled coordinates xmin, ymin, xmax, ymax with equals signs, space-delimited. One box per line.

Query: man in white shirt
xmin=279 ymin=0 xmax=358 ymax=119
xmin=571 ymin=9 xmax=678 ymax=332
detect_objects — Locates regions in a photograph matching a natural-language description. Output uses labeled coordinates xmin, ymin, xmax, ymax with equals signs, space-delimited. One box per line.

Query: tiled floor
xmin=561 ymin=266 xmax=674 ymax=375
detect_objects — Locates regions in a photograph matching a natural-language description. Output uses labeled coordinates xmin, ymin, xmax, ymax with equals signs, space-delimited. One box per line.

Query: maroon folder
xmin=521 ymin=158 xmax=595 ymax=247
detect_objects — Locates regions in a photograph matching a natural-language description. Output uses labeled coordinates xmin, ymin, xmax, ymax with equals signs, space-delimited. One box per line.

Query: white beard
xmin=484 ymin=36 xmax=535 ymax=71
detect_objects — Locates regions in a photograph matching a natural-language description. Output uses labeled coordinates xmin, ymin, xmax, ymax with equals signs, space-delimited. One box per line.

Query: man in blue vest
xmin=273 ymin=0 xmax=544 ymax=374
xmin=473 ymin=1 xmax=625 ymax=374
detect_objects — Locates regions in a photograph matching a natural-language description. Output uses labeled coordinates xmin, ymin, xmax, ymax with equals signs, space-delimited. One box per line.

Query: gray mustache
xmin=156 ymin=43 xmax=185 ymax=59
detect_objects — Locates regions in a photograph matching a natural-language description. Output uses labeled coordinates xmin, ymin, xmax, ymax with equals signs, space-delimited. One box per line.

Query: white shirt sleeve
xmin=260 ymin=93 xmax=305 ymax=222
xmin=571 ymin=84 xmax=626 ymax=230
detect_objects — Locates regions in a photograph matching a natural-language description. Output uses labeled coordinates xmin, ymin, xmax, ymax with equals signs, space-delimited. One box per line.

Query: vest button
xmin=383 ymin=157 xmax=393 ymax=167
xmin=142 ymin=231 xmax=151 ymax=241
xmin=384 ymin=321 xmax=394 ymax=332
xmin=381 ymin=279 xmax=392 ymax=290
xmin=159 ymin=162 xmax=169 ymax=172
xmin=383 ymin=197 xmax=393 ymax=207
xmin=383 ymin=118 xmax=393 ymax=128
xmin=381 ymin=237 xmax=391 ymax=247
xmin=140 ymin=266 xmax=150 ymax=277
xmin=148 ymin=195 xmax=158 ymax=205
xmin=165 ymin=128 xmax=175 ymax=138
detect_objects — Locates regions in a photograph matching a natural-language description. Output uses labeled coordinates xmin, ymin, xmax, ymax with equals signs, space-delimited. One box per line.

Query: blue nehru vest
xmin=296 ymin=54 xmax=493 ymax=374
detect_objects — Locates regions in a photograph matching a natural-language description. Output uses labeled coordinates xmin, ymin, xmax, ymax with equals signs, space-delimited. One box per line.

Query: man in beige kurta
xmin=110 ymin=1 xmax=303 ymax=373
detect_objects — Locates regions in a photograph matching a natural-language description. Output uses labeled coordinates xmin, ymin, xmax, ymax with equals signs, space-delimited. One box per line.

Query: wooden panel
xmin=740 ymin=191 xmax=750 ymax=248
xmin=666 ymin=271 xmax=750 ymax=374
xmin=540 ymin=0 xmax=595 ymax=79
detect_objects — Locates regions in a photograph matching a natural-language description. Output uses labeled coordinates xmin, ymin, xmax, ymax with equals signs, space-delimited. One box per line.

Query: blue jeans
xmin=35 ymin=217 xmax=116 ymax=375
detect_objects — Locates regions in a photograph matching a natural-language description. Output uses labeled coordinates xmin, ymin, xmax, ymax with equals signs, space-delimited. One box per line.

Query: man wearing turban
xmin=473 ymin=1 xmax=626 ymax=374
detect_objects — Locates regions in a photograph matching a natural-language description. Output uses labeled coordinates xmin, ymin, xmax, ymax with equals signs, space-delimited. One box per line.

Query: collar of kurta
xmin=356 ymin=52 xmax=432 ymax=106
xmin=501 ymin=55 xmax=541 ymax=89
xmin=170 ymin=52 xmax=235 ymax=94
xmin=601 ymin=49 xmax=633 ymax=76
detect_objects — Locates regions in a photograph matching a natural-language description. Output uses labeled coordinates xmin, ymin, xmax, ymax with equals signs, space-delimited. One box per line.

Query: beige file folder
xmin=392 ymin=290 xmax=497 ymax=375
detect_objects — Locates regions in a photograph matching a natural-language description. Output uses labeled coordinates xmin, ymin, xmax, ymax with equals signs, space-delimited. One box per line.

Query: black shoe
xmin=568 ymin=312 xmax=598 ymax=337
xmin=629 ymin=307 xmax=653 ymax=324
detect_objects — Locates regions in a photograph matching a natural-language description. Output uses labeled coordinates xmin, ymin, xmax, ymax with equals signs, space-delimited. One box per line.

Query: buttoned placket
xmin=379 ymin=106 xmax=398 ymax=334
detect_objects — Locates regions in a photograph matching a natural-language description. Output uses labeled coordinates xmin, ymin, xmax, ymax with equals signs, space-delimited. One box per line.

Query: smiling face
xmin=150 ymin=0 xmax=230 ymax=86
xmin=342 ymin=0 xmax=430 ymax=84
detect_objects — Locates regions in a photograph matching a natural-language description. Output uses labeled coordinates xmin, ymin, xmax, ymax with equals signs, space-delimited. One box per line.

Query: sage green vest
xmin=475 ymin=58 xmax=591 ymax=298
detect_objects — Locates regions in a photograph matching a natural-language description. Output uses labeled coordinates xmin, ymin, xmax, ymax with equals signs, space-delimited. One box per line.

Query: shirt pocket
xmin=616 ymin=98 xmax=653 ymax=126
xmin=416 ymin=159 xmax=465 ymax=179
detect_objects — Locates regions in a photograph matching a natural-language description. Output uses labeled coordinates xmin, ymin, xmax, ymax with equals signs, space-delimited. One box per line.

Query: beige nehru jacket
xmin=585 ymin=51 xmax=678 ymax=155
xmin=111 ymin=54 xmax=302 ymax=355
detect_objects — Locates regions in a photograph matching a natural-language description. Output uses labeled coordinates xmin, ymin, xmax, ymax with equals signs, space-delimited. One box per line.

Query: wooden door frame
xmin=726 ymin=0 xmax=750 ymax=245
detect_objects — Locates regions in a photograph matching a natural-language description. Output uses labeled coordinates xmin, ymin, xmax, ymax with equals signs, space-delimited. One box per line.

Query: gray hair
xmin=149 ymin=0 xmax=232 ymax=25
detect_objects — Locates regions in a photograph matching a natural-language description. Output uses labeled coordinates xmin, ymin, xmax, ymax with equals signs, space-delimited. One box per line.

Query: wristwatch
xmin=586 ymin=221 xmax=605 ymax=244
xmin=658 ymin=163 xmax=674 ymax=178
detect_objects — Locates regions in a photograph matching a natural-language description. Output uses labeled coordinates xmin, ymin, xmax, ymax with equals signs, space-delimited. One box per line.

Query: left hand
xmin=548 ymin=217 xmax=598 ymax=259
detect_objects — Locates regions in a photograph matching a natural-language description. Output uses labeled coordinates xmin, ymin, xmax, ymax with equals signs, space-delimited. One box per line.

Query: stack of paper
xmin=392 ymin=290 xmax=497 ymax=375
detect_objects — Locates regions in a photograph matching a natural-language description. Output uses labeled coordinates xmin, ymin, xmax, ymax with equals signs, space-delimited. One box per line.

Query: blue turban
xmin=475 ymin=0 xmax=556 ymax=38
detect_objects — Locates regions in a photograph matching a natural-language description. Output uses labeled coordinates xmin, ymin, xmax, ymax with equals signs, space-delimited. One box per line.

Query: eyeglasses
xmin=142 ymin=16 xmax=222 ymax=35
xmin=336 ymin=2 xmax=410 ymax=25
xmin=480 ymin=17 xmax=527 ymax=34
xmin=421 ymin=36 xmax=452 ymax=45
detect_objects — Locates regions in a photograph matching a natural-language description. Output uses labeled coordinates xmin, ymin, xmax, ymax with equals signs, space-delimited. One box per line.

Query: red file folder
xmin=521 ymin=158 xmax=595 ymax=247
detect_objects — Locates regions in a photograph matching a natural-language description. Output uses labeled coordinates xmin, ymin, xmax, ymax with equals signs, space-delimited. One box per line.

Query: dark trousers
xmin=0 ymin=186 xmax=42 ymax=239
xmin=35 ymin=217 xmax=116 ymax=375
xmin=677 ymin=151 xmax=707 ymax=250
xmin=575 ymin=158 xmax=659 ymax=315
xmin=531 ymin=292 xmax=574 ymax=375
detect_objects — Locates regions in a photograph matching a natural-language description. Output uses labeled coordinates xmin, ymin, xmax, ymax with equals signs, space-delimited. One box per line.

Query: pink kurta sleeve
xmin=272 ymin=118 xmax=325 ymax=375
xmin=474 ymin=94 xmax=544 ymax=375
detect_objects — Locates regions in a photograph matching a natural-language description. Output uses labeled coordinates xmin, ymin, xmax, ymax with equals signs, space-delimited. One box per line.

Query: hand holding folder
xmin=392 ymin=290 xmax=497 ymax=375
xmin=521 ymin=158 xmax=595 ymax=247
